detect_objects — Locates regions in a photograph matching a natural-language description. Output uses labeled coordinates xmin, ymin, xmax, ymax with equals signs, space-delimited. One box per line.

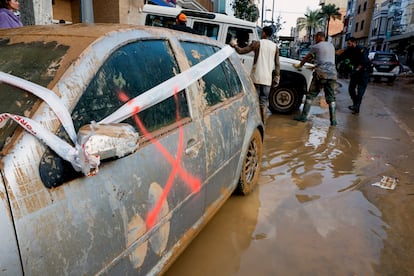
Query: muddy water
xmin=165 ymin=79 xmax=414 ymax=276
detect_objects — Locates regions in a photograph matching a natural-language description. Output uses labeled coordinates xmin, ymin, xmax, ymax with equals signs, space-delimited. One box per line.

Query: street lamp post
xmin=261 ymin=0 xmax=265 ymax=27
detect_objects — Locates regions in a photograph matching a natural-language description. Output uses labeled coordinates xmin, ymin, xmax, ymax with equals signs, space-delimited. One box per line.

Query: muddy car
xmin=370 ymin=51 xmax=401 ymax=83
xmin=0 ymin=24 xmax=263 ymax=275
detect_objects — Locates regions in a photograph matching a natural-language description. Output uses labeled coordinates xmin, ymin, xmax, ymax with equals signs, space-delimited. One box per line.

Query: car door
xmin=180 ymin=41 xmax=249 ymax=205
xmin=2 ymin=37 xmax=207 ymax=275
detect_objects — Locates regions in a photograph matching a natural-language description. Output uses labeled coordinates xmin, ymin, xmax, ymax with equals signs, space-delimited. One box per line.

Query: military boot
xmin=329 ymin=102 xmax=337 ymax=126
xmin=294 ymin=97 xmax=312 ymax=122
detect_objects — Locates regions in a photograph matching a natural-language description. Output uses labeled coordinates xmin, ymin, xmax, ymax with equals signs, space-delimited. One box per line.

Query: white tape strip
xmin=99 ymin=45 xmax=235 ymax=124
xmin=0 ymin=113 xmax=100 ymax=175
xmin=0 ymin=71 xmax=77 ymax=144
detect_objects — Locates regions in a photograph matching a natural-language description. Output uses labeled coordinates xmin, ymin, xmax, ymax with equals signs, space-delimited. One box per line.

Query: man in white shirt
xmin=230 ymin=26 xmax=280 ymax=123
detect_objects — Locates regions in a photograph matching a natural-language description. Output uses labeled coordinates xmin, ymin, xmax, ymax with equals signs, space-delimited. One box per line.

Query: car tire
xmin=268 ymin=85 xmax=301 ymax=114
xmin=236 ymin=129 xmax=263 ymax=195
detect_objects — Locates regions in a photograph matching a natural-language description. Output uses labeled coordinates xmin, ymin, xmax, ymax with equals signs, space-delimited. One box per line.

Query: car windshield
xmin=0 ymin=40 xmax=69 ymax=151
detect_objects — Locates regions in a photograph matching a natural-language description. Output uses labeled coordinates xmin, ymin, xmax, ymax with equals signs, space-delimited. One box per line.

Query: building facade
xmin=368 ymin=0 xmax=414 ymax=68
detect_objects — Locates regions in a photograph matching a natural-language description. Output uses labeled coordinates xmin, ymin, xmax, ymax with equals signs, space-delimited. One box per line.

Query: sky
xmin=261 ymin=0 xmax=321 ymax=36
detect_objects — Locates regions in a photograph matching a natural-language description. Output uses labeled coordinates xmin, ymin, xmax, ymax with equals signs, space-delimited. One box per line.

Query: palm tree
xmin=297 ymin=9 xmax=324 ymax=42
xmin=319 ymin=4 xmax=342 ymax=38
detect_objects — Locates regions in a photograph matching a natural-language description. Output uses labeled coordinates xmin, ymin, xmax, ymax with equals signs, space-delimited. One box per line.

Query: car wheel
xmin=236 ymin=129 xmax=263 ymax=195
xmin=268 ymin=85 xmax=301 ymax=114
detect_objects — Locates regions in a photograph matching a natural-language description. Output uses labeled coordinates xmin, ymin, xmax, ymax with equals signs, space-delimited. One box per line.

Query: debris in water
xmin=371 ymin=176 xmax=398 ymax=190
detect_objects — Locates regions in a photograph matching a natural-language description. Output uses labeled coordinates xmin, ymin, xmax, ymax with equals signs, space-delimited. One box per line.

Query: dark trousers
xmin=349 ymin=71 xmax=369 ymax=105
xmin=308 ymin=77 xmax=336 ymax=103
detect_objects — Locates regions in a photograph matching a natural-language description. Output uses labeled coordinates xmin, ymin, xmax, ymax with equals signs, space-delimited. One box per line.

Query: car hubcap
xmin=245 ymin=138 xmax=259 ymax=183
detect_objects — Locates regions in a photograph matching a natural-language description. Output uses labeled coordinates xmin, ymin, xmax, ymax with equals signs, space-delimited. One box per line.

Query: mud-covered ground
xmin=165 ymin=77 xmax=414 ymax=276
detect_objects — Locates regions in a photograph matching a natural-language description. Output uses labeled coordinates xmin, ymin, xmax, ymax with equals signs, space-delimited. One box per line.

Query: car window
xmin=225 ymin=27 xmax=253 ymax=47
xmin=39 ymin=39 xmax=190 ymax=188
xmin=71 ymin=39 xmax=189 ymax=133
xmin=180 ymin=42 xmax=243 ymax=107
xmin=374 ymin=54 xmax=397 ymax=62
xmin=192 ymin=22 xmax=219 ymax=40
xmin=145 ymin=14 xmax=175 ymax=28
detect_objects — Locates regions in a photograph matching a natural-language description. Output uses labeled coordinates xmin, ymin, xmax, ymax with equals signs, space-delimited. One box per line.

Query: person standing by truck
xmin=293 ymin=31 xmax=338 ymax=126
xmin=170 ymin=12 xmax=198 ymax=34
xmin=230 ymin=25 xmax=280 ymax=123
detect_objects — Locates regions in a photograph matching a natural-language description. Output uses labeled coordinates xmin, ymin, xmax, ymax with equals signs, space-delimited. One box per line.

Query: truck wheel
xmin=236 ymin=129 xmax=263 ymax=195
xmin=268 ymin=86 xmax=301 ymax=114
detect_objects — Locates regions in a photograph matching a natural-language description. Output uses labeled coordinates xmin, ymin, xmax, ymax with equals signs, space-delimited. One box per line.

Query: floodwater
xmin=165 ymin=78 xmax=414 ymax=275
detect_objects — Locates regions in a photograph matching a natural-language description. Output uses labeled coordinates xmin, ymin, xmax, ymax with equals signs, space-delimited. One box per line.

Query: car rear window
xmin=0 ymin=40 xmax=69 ymax=150
xmin=374 ymin=54 xmax=397 ymax=62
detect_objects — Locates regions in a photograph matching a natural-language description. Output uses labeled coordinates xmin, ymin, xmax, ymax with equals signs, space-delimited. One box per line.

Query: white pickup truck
xmin=139 ymin=5 xmax=314 ymax=114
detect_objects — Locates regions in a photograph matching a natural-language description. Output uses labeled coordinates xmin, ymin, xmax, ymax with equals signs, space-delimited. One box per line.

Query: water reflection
xmin=254 ymin=115 xmax=388 ymax=275
xmin=263 ymin=116 xmax=360 ymax=199
xmin=165 ymin=187 xmax=260 ymax=276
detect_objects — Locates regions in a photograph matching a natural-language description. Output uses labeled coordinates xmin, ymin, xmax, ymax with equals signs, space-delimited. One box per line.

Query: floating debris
xmin=371 ymin=176 xmax=398 ymax=190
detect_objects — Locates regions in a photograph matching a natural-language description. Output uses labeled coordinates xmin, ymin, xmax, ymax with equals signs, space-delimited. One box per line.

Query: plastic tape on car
xmin=0 ymin=46 xmax=235 ymax=176
xmin=0 ymin=71 xmax=77 ymax=144
xmin=99 ymin=45 xmax=235 ymax=124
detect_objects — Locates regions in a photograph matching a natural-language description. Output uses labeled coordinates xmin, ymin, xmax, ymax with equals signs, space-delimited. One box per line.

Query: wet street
xmin=165 ymin=77 xmax=414 ymax=276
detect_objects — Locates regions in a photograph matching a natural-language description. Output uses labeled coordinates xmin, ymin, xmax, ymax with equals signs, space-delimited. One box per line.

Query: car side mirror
xmin=78 ymin=123 xmax=139 ymax=161
xmin=39 ymin=123 xmax=139 ymax=188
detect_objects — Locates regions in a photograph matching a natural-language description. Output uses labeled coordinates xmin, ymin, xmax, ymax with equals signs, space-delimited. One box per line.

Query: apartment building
xmin=368 ymin=0 xmax=414 ymax=68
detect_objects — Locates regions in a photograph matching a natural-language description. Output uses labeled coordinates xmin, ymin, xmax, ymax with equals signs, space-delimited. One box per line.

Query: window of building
xmin=358 ymin=5 xmax=361 ymax=13
xmin=361 ymin=20 xmax=365 ymax=31
xmin=355 ymin=22 xmax=359 ymax=32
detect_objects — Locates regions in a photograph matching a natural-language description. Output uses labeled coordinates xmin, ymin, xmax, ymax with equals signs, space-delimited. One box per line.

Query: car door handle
xmin=239 ymin=106 xmax=249 ymax=120
xmin=185 ymin=138 xmax=202 ymax=156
